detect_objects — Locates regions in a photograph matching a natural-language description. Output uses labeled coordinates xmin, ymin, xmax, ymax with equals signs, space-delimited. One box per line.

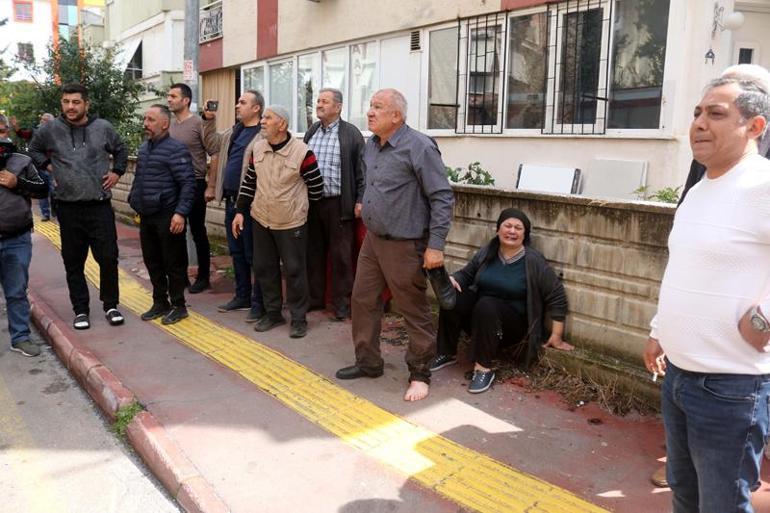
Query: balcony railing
xmin=199 ymin=0 xmax=223 ymax=43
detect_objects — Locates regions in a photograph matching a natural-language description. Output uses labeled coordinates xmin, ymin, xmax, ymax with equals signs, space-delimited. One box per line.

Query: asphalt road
xmin=0 ymin=295 xmax=180 ymax=513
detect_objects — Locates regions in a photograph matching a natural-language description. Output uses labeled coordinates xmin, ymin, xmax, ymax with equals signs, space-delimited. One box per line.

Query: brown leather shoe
xmin=651 ymin=465 xmax=668 ymax=487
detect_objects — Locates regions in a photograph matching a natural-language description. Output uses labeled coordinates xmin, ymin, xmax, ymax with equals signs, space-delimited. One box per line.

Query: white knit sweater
xmin=651 ymin=153 xmax=770 ymax=374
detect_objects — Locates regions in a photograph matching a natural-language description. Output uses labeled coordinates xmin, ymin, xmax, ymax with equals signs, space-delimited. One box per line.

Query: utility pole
xmin=183 ymin=0 xmax=199 ymax=111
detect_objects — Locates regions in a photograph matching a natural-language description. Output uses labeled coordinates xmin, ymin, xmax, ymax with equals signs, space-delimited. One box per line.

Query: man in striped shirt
xmin=232 ymin=106 xmax=323 ymax=339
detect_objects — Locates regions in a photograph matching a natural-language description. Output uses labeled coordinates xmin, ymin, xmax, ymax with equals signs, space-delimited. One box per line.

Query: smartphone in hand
xmin=206 ymin=100 xmax=219 ymax=112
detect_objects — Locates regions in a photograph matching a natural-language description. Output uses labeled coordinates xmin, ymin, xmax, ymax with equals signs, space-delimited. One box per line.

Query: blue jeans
xmin=38 ymin=170 xmax=53 ymax=217
xmin=662 ymin=361 xmax=770 ymax=513
xmin=0 ymin=232 xmax=32 ymax=344
xmin=224 ymin=197 xmax=262 ymax=309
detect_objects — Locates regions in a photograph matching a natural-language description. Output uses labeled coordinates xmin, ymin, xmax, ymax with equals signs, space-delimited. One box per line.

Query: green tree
xmin=6 ymin=35 xmax=144 ymax=152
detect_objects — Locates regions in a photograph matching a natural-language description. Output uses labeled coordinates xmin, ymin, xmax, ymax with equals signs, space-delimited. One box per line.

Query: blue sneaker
xmin=468 ymin=369 xmax=495 ymax=394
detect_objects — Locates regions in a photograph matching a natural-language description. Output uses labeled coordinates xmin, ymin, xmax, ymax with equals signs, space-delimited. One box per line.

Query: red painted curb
xmin=178 ymin=477 xmax=232 ymax=513
xmin=127 ymin=412 xmax=231 ymax=513
xmin=29 ymin=295 xmax=230 ymax=513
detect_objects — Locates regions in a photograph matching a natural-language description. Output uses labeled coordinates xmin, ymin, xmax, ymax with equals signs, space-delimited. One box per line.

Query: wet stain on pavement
xmin=43 ymin=379 xmax=70 ymax=395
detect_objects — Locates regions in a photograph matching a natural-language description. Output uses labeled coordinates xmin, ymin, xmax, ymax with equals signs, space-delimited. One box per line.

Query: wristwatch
xmin=749 ymin=305 xmax=770 ymax=333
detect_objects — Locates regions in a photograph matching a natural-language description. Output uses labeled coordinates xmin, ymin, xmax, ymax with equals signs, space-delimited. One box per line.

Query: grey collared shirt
xmin=361 ymin=124 xmax=454 ymax=250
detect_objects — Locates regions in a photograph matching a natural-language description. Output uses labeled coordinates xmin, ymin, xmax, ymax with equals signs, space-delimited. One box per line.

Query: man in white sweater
xmin=644 ymin=76 xmax=770 ymax=513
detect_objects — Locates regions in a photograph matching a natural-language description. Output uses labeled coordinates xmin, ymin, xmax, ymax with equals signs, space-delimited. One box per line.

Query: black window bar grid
xmin=455 ymin=12 xmax=509 ymax=135
xmin=543 ymin=0 xmax=613 ymax=135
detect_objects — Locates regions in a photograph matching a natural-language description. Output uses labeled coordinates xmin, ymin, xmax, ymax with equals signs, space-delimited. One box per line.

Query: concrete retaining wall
xmin=113 ymin=161 xmax=674 ymax=369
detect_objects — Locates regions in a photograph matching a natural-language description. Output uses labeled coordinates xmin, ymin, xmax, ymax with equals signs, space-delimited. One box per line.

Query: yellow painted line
xmin=34 ymin=220 xmax=608 ymax=513
xmin=0 ymin=373 xmax=63 ymax=513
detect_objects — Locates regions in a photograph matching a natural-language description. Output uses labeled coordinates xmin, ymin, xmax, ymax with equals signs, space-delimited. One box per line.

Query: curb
xmin=29 ymin=293 xmax=231 ymax=513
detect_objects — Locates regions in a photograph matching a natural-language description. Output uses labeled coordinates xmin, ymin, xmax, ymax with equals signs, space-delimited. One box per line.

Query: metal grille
xmin=542 ymin=0 xmax=612 ymax=135
xmin=456 ymin=12 xmax=508 ymax=134
xmin=199 ymin=0 xmax=223 ymax=43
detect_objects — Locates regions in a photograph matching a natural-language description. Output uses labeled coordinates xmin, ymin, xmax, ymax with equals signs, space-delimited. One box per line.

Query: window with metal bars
xmin=456 ymin=13 xmax=508 ymax=134
xmin=443 ymin=0 xmax=670 ymax=135
xmin=543 ymin=0 xmax=613 ymax=135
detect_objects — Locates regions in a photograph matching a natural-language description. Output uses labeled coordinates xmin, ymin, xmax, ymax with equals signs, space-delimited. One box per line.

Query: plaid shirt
xmin=307 ymin=119 xmax=341 ymax=197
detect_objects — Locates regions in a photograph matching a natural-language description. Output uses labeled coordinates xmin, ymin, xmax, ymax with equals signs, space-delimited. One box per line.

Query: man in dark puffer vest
xmin=0 ymin=141 xmax=48 ymax=357
xmin=129 ymin=105 xmax=195 ymax=325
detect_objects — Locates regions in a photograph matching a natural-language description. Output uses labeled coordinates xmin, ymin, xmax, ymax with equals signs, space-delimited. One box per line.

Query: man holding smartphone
xmin=202 ymin=90 xmax=265 ymax=321
xmin=167 ymin=83 xmax=220 ymax=294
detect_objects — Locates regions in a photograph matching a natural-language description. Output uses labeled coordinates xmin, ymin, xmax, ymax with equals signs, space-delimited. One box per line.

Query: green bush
xmin=445 ymin=161 xmax=495 ymax=186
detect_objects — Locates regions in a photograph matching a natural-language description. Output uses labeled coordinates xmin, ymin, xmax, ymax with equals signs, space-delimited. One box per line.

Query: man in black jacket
xmin=0 ymin=141 xmax=48 ymax=357
xmin=303 ymin=88 xmax=365 ymax=320
xmin=129 ymin=105 xmax=195 ymax=325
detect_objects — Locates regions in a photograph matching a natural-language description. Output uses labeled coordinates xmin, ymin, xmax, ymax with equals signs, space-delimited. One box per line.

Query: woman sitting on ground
xmin=429 ymin=208 xmax=573 ymax=393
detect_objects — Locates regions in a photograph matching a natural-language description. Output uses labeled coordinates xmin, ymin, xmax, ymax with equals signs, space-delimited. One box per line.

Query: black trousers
xmin=437 ymin=289 xmax=528 ymax=368
xmin=57 ymin=200 xmax=120 ymax=315
xmin=188 ymin=179 xmax=210 ymax=281
xmin=139 ymin=211 xmax=188 ymax=308
xmin=307 ymin=197 xmax=354 ymax=310
xmin=252 ymin=220 xmax=309 ymax=323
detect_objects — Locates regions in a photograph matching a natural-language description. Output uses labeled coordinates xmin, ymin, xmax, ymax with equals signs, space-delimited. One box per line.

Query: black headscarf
xmin=496 ymin=208 xmax=532 ymax=246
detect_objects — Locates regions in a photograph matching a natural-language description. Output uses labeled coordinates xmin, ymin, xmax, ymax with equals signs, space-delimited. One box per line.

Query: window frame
xmin=421 ymin=1 xmax=673 ymax=138
xmin=422 ymin=23 xmax=460 ymax=136
xmin=13 ymin=0 xmax=33 ymax=23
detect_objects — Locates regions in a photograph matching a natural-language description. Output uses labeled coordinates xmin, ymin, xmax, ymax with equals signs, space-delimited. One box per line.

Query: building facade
xmin=0 ymin=0 xmax=104 ymax=81
xmin=102 ymin=0 xmax=185 ymax=107
xmin=195 ymin=0 xmax=769 ymax=192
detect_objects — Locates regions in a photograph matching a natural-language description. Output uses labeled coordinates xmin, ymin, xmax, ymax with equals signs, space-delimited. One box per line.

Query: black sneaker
xmin=73 ymin=313 xmax=90 ymax=330
xmin=188 ymin=279 xmax=211 ymax=294
xmin=254 ymin=315 xmax=286 ymax=332
xmin=141 ymin=303 xmax=171 ymax=321
xmin=468 ymin=369 xmax=495 ymax=394
xmin=217 ymin=297 xmax=251 ymax=312
xmin=105 ymin=308 xmax=124 ymax=326
xmin=161 ymin=306 xmax=189 ymax=325
xmin=289 ymin=320 xmax=307 ymax=338
xmin=428 ymin=354 xmax=457 ymax=372
xmin=11 ymin=340 xmax=41 ymax=357
xmin=245 ymin=305 xmax=265 ymax=323
xmin=332 ymin=304 xmax=351 ymax=321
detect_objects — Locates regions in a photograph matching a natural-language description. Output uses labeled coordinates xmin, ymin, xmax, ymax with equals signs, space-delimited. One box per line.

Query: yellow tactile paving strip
xmin=35 ymin=220 xmax=608 ymax=513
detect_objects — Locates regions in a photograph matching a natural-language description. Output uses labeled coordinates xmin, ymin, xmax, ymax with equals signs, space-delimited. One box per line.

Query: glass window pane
xmin=322 ymin=47 xmax=347 ymax=104
xmin=349 ymin=42 xmax=377 ymax=131
xmin=243 ymin=66 xmax=264 ymax=94
xmin=467 ymin=25 xmax=502 ymax=126
xmin=506 ymin=13 xmax=547 ymax=129
xmin=608 ymin=0 xmax=670 ymax=129
xmin=559 ymin=8 xmax=602 ymax=125
xmin=269 ymin=61 xmax=294 ymax=127
xmin=428 ymin=27 xmax=458 ymax=129
xmin=297 ymin=53 xmax=320 ymax=133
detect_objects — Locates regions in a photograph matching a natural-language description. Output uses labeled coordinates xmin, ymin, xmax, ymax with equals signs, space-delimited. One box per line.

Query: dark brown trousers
xmin=350 ymin=233 xmax=436 ymax=383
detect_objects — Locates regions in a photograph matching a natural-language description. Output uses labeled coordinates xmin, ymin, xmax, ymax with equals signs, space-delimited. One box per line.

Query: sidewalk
xmin=25 ymin=218 xmax=770 ymax=513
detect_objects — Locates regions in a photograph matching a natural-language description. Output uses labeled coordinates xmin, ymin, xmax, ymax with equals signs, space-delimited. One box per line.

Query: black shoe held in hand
xmin=425 ymin=266 xmax=456 ymax=310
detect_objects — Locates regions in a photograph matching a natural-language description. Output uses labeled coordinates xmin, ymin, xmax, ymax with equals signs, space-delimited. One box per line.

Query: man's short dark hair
xmin=244 ymin=89 xmax=265 ymax=114
xmin=170 ymin=82 xmax=192 ymax=101
xmin=61 ymin=83 xmax=89 ymax=100
xmin=150 ymin=104 xmax=172 ymax=121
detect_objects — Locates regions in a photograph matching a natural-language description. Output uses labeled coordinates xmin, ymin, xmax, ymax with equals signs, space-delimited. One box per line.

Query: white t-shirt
xmin=650 ymin=153 xmax=770 ymax=374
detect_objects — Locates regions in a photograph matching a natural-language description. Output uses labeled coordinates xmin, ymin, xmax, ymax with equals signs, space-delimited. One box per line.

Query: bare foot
xmin=404 ymin=381 xmax=429 ymax=401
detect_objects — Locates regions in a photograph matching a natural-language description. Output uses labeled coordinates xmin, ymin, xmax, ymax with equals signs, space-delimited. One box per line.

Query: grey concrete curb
xmin=29 ymin=293 xmax=231 ymax=513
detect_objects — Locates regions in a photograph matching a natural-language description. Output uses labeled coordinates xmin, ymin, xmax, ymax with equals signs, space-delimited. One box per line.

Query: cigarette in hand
xmin=652 ymin=372 xmax=658 ymax=383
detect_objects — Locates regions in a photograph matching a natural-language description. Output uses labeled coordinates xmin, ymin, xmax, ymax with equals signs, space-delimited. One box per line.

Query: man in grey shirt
xmin=335 ymin=88 xmax=454 ymax=402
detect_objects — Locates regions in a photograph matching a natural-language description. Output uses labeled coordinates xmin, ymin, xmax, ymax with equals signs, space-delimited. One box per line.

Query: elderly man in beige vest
xmin=232 ymin=106 xmax=324 ymax=338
